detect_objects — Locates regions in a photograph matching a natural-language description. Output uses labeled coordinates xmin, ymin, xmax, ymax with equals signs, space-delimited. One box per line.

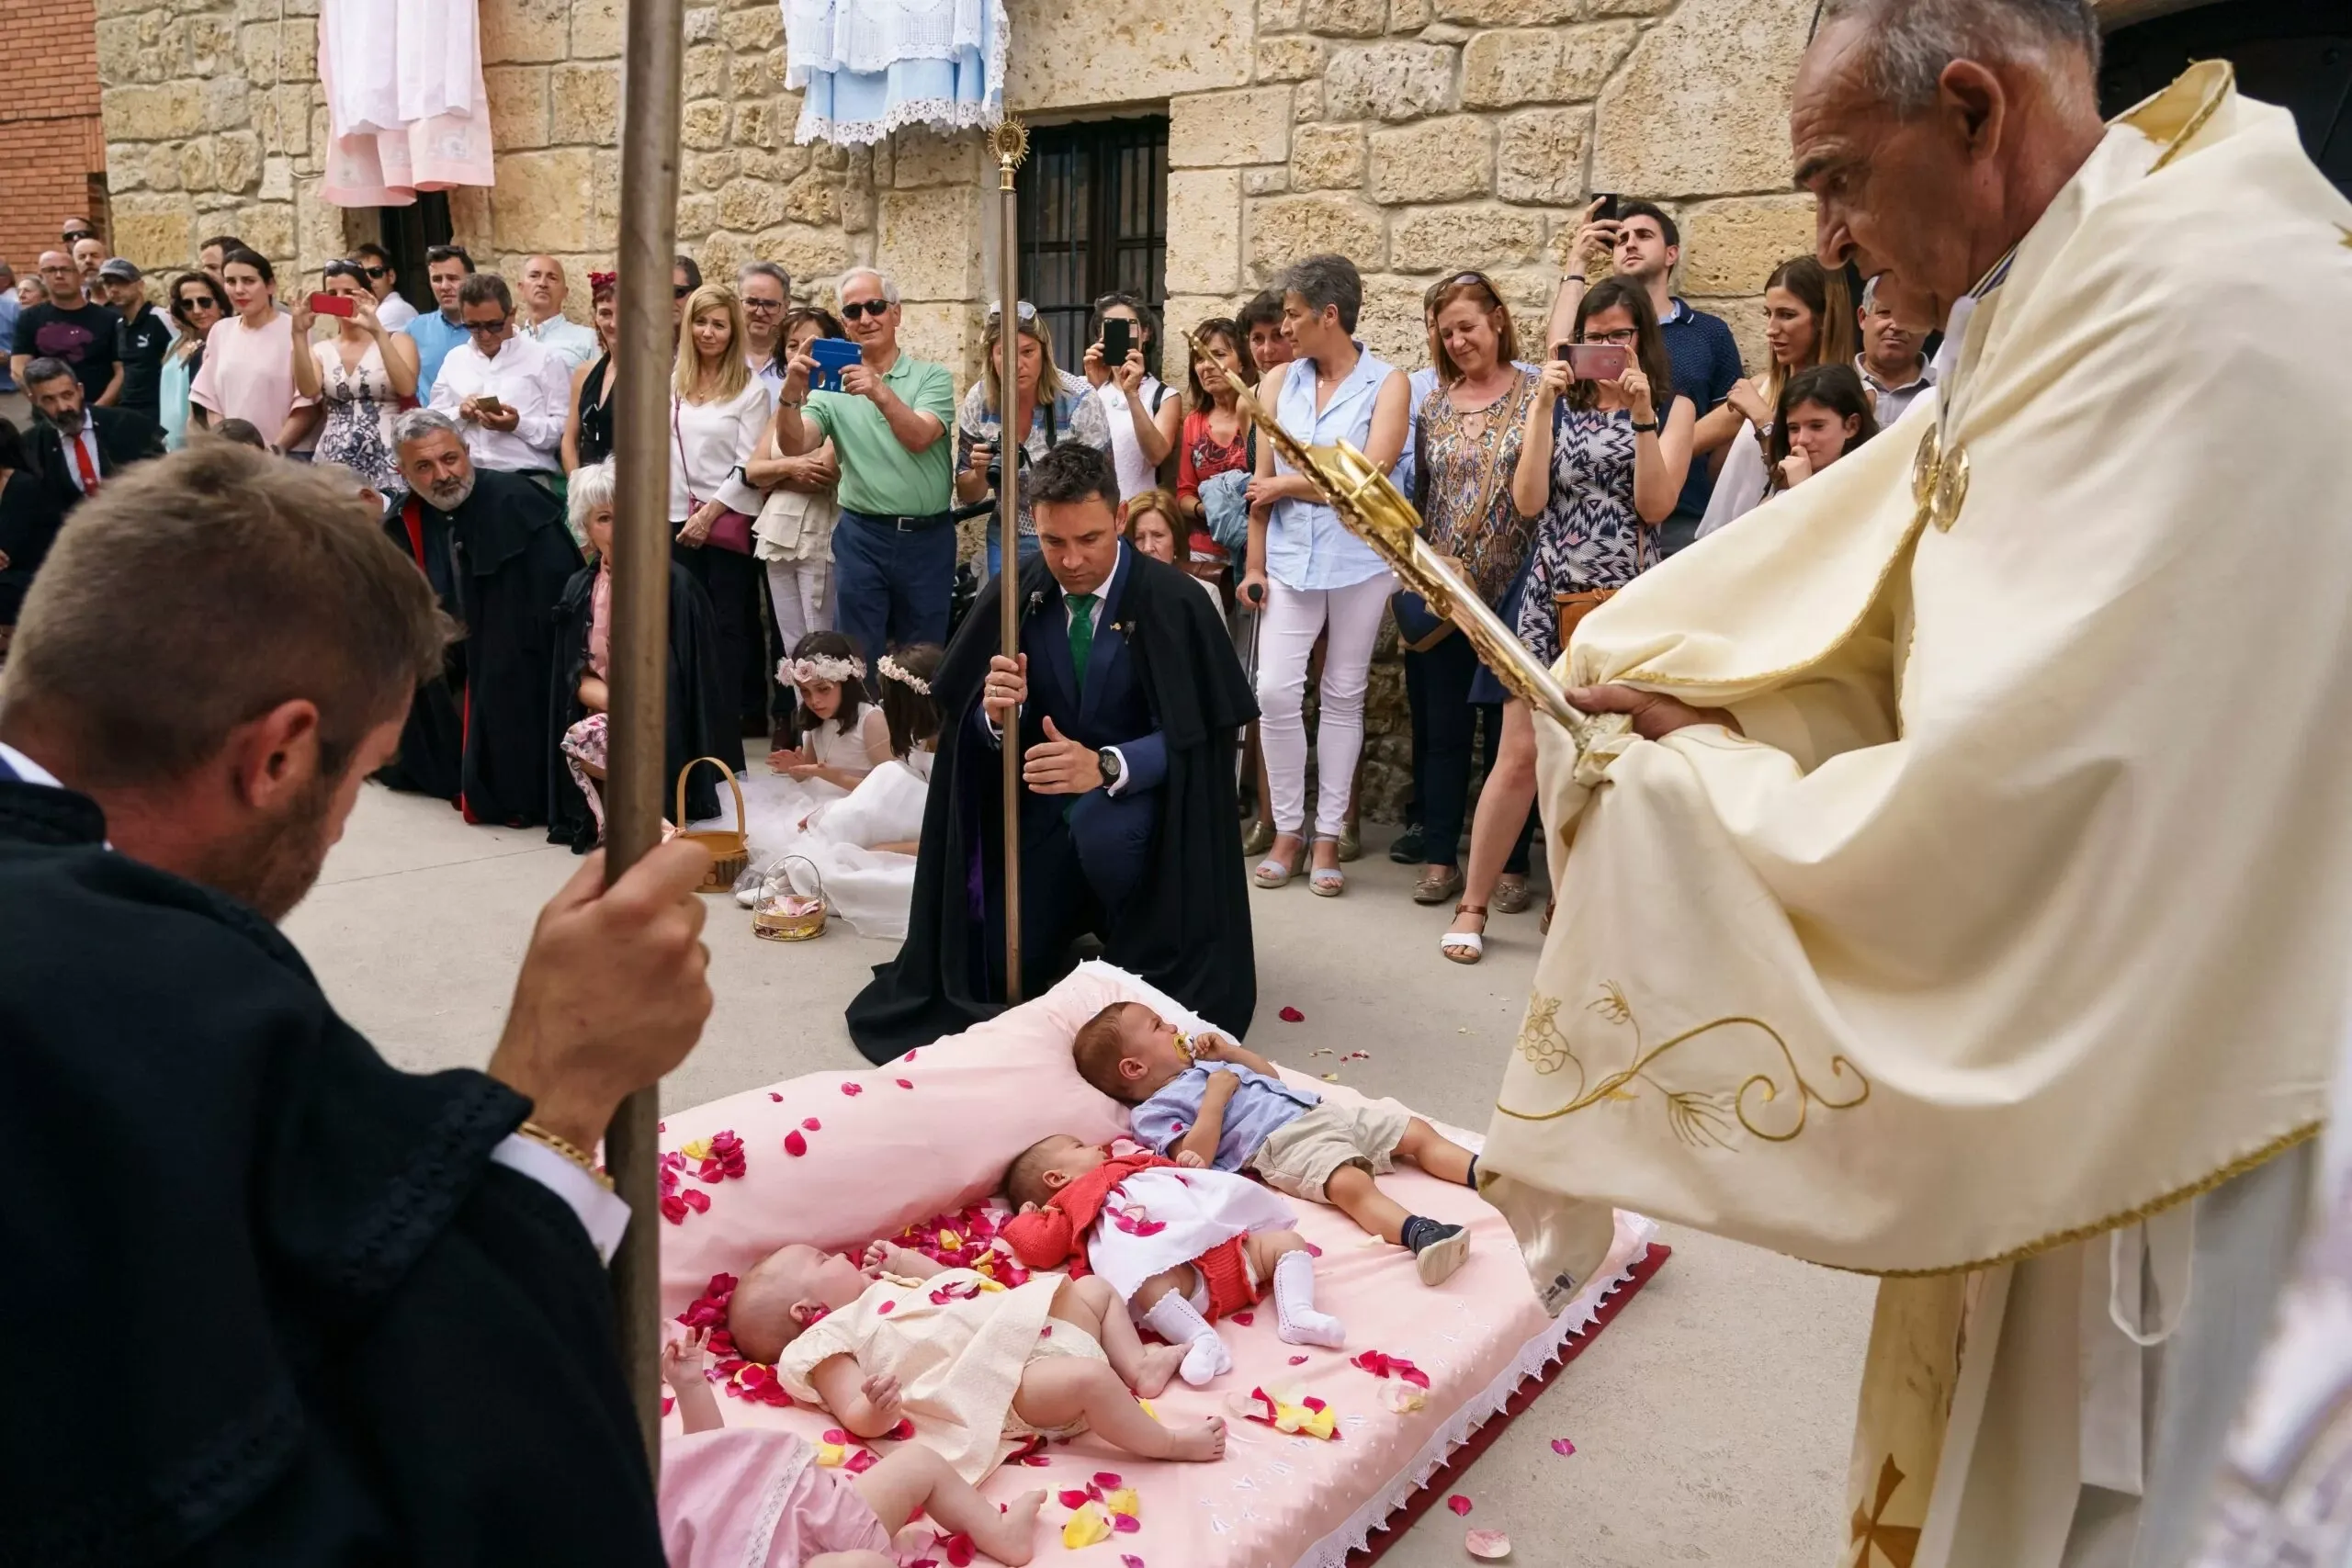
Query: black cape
xmin=546 ymin=558 xmax=744 ymax=851
xmin=0 ymin=780 xmax=662 ymax=1567
xmin=377 ymin=474 xmax=582 ymax=827
xmin=846 ymin=552 xmax=1258 ymax=1061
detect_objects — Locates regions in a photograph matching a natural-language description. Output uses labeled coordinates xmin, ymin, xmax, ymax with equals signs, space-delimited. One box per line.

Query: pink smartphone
xmin=1566 ymin=344 xmax=1630 ymax=382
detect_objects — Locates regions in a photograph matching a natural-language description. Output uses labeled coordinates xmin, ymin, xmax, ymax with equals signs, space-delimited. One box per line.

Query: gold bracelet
xmin=517 ymin=1120 xmax=616 ymax=1190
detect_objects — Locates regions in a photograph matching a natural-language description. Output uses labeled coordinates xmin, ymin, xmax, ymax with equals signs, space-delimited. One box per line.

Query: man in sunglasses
xmin=402 ymin=243 xmax=477 ymax=392
xmin=349 ymin=243 xmax=417 ymax=330
xmin=773 ymin=265 xmax=958 ymax=682
xmin=424 ymin=273 xmax=571 ymax=487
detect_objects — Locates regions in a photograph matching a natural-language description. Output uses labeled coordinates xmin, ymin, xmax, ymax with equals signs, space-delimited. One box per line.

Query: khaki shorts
xmin=1247 ymin=1097 xmax=1415 ymax=1201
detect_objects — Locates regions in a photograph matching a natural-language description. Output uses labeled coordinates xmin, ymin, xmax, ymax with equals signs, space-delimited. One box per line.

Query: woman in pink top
xmin=188 ymin=248 xmax=315 ymax=454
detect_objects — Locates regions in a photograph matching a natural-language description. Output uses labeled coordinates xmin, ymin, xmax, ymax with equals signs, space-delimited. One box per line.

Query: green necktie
xmin=1067 ymin=592 xmax=1097 ymax=699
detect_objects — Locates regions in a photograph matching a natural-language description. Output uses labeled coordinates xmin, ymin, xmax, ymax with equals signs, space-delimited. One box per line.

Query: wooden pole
xmin=605 ymin=0 xmax=685 ymax=1466
xmin=992 ymin=121 xmax=1029 ymax=1004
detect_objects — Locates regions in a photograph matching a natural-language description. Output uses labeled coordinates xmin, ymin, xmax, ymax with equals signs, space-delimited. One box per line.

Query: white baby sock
xmin=1142 ymin=1292 xmax=1233 ymax=1386
xmin=1272 ymin=1248 xmax=1347 ymax=1348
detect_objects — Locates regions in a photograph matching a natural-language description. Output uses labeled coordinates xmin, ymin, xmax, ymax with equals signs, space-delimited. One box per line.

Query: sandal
xmin=1492 ymin=874 xmax=1533 ymax=915
xmin=1308 ymin=834 xmax=1345 ymax=897
xmin=1414 ymin=865 xmax=1464 ymax=906
xmin=1254 ymin=832 xmax=1305 ymax=889
xmin=1442 ymin=903 xmax=1487 ymax=964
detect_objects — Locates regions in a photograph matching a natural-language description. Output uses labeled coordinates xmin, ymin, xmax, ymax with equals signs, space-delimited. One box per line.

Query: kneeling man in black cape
xmin=0 ymin=443 xmax=713 ymax=1562
xmin=848 ymin=440 xmax=1258 ymax=1061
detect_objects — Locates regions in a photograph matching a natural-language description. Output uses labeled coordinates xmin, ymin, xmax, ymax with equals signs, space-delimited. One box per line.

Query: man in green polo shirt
xmin=775 ymin=266 xmax=958 ymax=682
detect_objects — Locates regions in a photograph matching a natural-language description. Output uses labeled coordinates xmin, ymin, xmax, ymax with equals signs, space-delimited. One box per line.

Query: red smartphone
xmin=308 ymin=291 xmax=356 ymax=318
xmin=1567 ymin=344 xmax=1630 ymax=382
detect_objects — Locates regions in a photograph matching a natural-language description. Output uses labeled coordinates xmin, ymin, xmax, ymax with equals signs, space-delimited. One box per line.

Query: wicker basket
xmin=674 ymin=757 xmax=749 ymax=893
xmin=751 ymin=855 xmax=828 ymax=942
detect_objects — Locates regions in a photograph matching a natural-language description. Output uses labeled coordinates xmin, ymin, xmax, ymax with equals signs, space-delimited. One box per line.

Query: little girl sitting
xmin=660 ymin=1330 xmax=1045 ymax=1567
xmin=726 ymin=1240 xmax=1227 ymax=1484
xmin=1001 ymin=1134 xmax=1344 ymax=1387
xmin=772 ymin=631 xmax=891 ymax=788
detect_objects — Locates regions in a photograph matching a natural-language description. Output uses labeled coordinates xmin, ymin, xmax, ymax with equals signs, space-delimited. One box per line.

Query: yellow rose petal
xmin=1104 ymin=1487 xmax=1141 ymax=1521
xmin=1061 ymin=1501 xmax=1114 ymax=1549
xmin=680 ymin=1137 xmax=712 ymax=1160
xmin=940 ymin=1230 xmax=962 ymax=1250
xmin=815 ymin=1442 xmax=846 ymax=1467
xmin=1136 ymin=1397 xmax=1158 ymax=1422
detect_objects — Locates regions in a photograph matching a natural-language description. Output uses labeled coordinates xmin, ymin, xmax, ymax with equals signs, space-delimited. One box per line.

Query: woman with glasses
xmin=955 ymin=299 xmax=1109 ymax=574
xmin=1083 ymin=292 xmax=1181 ymax=500
xmin=1405 ymin=272 xmax=1541 ymax=913
xmin=290 ymin=260 xmax=418 ymax=493
xmin=671 ymin=282 xmax=773 ymax=738
xmin=1440 ymin=276 xmax=1693 ymax=964
xmin=562 ymin=270 xmax=622 ymax=472
xmin=188 ymin=248 xmax=315 ymax=455
xmin=160 ymin=272 xmax=225 ymax=452
xmin=1239 ymin=253 xmax=1410 ymax=897
xmin=1697 ymin=256 xmax=1855 ymax=537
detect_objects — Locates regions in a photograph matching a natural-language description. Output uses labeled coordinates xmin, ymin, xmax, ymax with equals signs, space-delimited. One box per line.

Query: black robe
xmin=377 ymin=474 xmax=582 ymax=827
xmin=0 ymin=779 xmax=662 ymax=1567
xmin=546 ymin=558 xmax=744 ymax=851
xmin=845 ymin=552 xmax=1258 ymax=1062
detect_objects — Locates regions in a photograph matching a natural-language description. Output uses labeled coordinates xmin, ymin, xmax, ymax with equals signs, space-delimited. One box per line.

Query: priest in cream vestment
xmin=1474 ymin=4 xmax=2352 ymax=1565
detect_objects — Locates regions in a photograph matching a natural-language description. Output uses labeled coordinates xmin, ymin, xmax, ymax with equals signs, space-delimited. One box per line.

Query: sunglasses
xmin=673 ymin=283 xmax=692 ymax=299
xmin=356 ymin=264 xmax=388 ymax=279
xmin=178 ymin=295 xmax=222 ymax=314
xmin=465 ymin=316 xmax=512 ymax=334
xmin=840 ymin=299 xmax=893 ymax=321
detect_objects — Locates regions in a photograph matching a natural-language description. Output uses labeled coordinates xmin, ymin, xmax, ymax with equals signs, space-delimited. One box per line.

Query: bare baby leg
xmin=1011 ymin=1359 xmax=1227 ymax=1462
xmin=1048 ymin=1274 xmax=1185 ymax=1397
xmin=852 ymin=1443 xmax=1044 ymax=1566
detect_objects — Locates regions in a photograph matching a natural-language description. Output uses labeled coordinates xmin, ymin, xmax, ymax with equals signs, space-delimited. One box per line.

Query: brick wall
xmin=0 ymin=0 xmax=107 ymax=273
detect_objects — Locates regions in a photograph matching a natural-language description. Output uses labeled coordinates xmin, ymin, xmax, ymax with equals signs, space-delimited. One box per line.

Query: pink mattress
xmin=652 ymin=963 xmax=1659 ymax=1566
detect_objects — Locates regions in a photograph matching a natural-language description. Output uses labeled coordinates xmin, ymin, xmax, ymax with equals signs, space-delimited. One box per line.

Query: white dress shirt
xmin=520 ymin=310 xmax=601 ymax=372
xmin=0 ymin=737 xmax=632 ymax=1263
xmin=428 ymin=331 xmax=572 ymax=472
xmin=373 ymin=290 xmax=419 ymax=331
xmin=55 ymin=411 xmax=104 ymax=495
xmin=668 ymin=381 xmax=772 ymax=522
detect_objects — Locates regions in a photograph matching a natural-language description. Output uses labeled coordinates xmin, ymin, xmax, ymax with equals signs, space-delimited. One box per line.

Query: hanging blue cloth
xmin=784 ymin=0 xmax=1006 ymax=145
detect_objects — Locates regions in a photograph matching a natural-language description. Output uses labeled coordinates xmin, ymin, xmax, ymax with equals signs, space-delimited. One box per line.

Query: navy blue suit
xmin=979 ymin=544 xmax=1165 ymax=971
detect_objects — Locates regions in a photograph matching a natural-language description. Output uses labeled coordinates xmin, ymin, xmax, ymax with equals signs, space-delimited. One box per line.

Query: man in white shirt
xmin=0 ymin=440 xmax=708 ymax=1557
xmin=349 ymin=243 xmax=417 ymax=330
xmin=515 ymin=254 xmax=599 ymax=372
xmin=737 ymin=261 xmax=791 ymax=397
xmin=429 ymin=273 xmax=573 ymax=478
xmin=1854 ymin=273 xmax=1937 ymax=426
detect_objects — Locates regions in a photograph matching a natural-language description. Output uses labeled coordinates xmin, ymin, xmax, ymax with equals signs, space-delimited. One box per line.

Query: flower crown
xmin=784 ymin=652 xmax=865 ymax=685
xmin=876 ymin=654 xmax=932 ymax=695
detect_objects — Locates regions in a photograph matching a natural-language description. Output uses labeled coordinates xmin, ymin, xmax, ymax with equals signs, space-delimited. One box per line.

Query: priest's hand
xmin=1023 ymin=716 xmax=1103 ymax=795
xmin=983 ymin=652 xmax=1028 ymax=728
xmin=487 ymin=840 xmax=715 ymax=1153
xmin=1566 ymin=683 xmax=1744 ymax=740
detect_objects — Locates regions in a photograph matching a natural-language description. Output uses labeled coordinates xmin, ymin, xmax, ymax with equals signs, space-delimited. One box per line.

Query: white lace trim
xmin=1289 ymin=1213 xmax=1661 ymax=1568
xmin=785 ymin=0 xmax=1008 ymax=149
xmin=794 ymin=94 xmax=1000 ymax=148
xmin=739 ymin=1440 xmax=811 ymax=1568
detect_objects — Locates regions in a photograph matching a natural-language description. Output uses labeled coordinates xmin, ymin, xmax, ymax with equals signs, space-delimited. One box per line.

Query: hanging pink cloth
xmin=317 ymin=0 xmax=494 ymax=207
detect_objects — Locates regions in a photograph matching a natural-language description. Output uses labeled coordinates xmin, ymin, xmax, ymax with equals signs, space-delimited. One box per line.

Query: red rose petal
xmin=896 ymin=1078 xmax=914 ymax=1089
xmin=662 ymin=1395 xmax=674 ymax=1416
xmin=1288 ymin=1355 xmax=1309 ymax=1365
xmin=1447 ymin=1495 xmax=1473 ymax=1517
xmin=660 ymin=1195 xmax=688 ymax=1224
xmin=904 ymin=1050 xmax=920 ymax=1062
xmin=784 ymin=1130 xmax=808 ymax=1157
xmin=841 ymin=1082 xmax=864 ymax=1096
xmin=845 ymin=1448 xmax=878 ymax=1473
xmin=1279 ymin=1006 xmax=1305 ymax=1022
xmin=1113 ymin=1512 xmax=1141 ymax=1534
xmin=823 ymin=1427 xmax=850 ymax=1444
xmin=889 ymin=1418 xmax=916 ymax=1440
xmin=1039 ymin=1324 xmax=1052 ymax=1337
xmin=1092 ymin=1471 xmax=1123 ymax=1488
xmin=769 ymin=1091 xmax=783 ymax=1101
xmin=876 ymin=1299 xmax=894 ymax=1314
xmin=1230 ymin=1311 xmax=1253 ymax=1325
xmin=1304 ymin=1241 xmax=1323 ymax=1257
xmin=1551 ymin=1438 xmax=1577 ymax=1457
xmin=1123 ymin=1557 xmax=1148 ymax=1568
xmin=942 ymin=1533 xmax=975 ymax=1567
xmin=1057 ymin=1490 xmax=1091 ymax=1510
xmin=803 ymin=1117 xmax=821 ymax=1131
xmin=679 ymin=1187 xmax=710 ymax=1213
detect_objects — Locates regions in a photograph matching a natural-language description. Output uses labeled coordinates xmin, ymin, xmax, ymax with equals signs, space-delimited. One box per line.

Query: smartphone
xmin=1567 ymin=344 xmax=1630 ymax=382
xmin=307 ymin=291 xmax=356 ymax=318
xmin=473 ymin=394 xmax=506 ymax=414
xmin=1102 ymin=318 xmax=1134 ymax=365
xmin=1551 ymin=342 xmax=1574 ymax=364
xmin=808 ymin=335 xmax=862 ymax=393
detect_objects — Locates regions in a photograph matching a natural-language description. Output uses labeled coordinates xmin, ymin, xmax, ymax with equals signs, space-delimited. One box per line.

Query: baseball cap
xmin=97 ymin=258 xmax=141 ymax=282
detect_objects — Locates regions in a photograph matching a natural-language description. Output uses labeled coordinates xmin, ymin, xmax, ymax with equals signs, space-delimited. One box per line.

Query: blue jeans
xmin=984 ymin=527 xmax=1043 ymax=578
xmin=831 ymin=508 xmax=956 ymax=685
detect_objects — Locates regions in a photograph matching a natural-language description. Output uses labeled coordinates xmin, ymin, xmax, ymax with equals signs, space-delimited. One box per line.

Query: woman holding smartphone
xmin=1440 ymin=276 xmax=1693 ymax=964
xmin=291 ymin=260 xmax=418 ymax=492
xmin=1082 ymin=292 xmax=1181 ymax=499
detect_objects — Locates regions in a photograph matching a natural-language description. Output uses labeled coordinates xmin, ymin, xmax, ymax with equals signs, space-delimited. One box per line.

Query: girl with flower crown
xmin=770 ymin=629 xmax=890 ymax=790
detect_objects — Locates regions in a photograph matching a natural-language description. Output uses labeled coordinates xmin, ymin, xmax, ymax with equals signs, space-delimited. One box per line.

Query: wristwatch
xmin=1097 ymin=748 xmax=1123 ymax=791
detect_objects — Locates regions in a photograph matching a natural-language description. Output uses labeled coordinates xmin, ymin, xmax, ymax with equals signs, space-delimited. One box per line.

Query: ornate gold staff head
xmin=989 ymin=118 xmax=1029 ymax=191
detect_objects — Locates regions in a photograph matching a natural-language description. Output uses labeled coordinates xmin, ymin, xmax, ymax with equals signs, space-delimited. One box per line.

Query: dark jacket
xmin=27 ymin=405 xmax=164 ymax=512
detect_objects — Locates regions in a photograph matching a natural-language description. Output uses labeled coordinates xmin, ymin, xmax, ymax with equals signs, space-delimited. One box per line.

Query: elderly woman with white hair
xmin=543 ymin=457 xmax=743 ymax=850
xmin=768 ymin=265 xmax=960 ymax=680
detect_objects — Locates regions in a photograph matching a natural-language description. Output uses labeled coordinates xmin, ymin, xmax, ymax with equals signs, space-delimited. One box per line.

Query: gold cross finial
xmin=990 ymin=118 xmax=1029 ymax=190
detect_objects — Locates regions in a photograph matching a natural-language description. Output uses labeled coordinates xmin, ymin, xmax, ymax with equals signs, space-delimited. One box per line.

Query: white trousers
xmin=764 ymin=558 xmax=831 ymax=648
xmin=1255 ymin=571 xmax=1393 ymax=839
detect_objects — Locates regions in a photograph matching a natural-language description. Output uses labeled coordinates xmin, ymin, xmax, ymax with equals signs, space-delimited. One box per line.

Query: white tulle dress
xmin=736 ymin=746 xmax=933 ymax=939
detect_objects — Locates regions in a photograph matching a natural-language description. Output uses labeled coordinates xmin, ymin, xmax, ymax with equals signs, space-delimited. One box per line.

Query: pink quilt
xmin=653 ymin=963 xmax=1658 ymax=1566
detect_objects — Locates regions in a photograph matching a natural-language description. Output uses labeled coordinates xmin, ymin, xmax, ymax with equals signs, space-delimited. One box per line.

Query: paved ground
xmin=289 ymin=784 xmax=1875 ymax=1566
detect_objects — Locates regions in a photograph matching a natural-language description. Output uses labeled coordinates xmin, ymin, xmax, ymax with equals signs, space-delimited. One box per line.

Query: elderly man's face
xmin=522 ymin=255 xmax=566 ymax=317
xmin=1792 ymin=16 xmax=1996 ymax=329
xmin=397 ymin=429 xmax=477 ymax=511
xmin=72 ymin=238 xmax=106 ymax=277
xmin=28 ymin=372 xmax=85 ymax=426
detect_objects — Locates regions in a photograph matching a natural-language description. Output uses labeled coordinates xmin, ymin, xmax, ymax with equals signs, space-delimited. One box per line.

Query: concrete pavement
xmin=288 ymin=784 xmax=1875 ymax=1566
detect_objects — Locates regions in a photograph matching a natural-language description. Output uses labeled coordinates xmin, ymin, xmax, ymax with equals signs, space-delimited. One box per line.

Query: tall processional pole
xmin=990 ymin=118 xmax=1029 ymax=1003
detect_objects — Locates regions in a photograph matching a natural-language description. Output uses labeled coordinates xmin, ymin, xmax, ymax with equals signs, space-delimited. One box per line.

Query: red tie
xmin=69 ymin=431 xmax=100 ymax=496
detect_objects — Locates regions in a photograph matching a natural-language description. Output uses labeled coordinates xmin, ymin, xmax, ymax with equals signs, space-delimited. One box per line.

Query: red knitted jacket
xmin=1001 ymin=1150 xmax=1181 ymax=1279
